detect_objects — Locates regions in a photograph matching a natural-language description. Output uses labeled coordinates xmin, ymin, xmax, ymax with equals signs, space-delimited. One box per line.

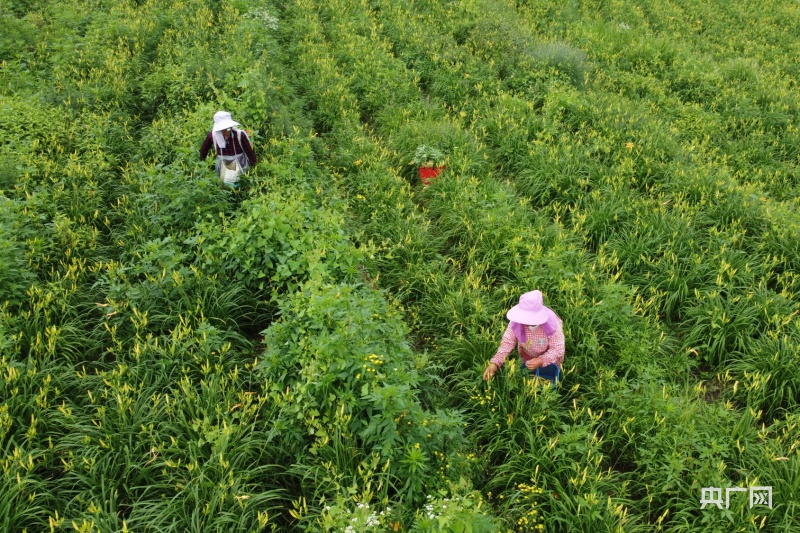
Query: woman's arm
xmin=539 ymin=322 xmax=565 ymax=367
xmin=199 ymin=132 xmax=214 ymax=160
xmin=489 ymin=324 xmax=517 ymax=368
xmin=240 ymin=131 xmax=257 ymax=166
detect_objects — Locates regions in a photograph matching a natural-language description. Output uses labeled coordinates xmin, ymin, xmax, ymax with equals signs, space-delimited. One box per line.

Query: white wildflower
xmin=245 ymin=7 xmax=279 ymax=31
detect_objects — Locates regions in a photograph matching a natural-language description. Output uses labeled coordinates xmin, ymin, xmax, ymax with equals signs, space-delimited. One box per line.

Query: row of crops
xmin=1 ymin=0 xmax=798 ymax=531
xmin=1 ymin=0 xmax=458 ymax=530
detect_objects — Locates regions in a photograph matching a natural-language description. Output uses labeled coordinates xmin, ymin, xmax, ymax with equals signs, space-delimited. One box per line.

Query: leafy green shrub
xmin=257 ymin=281 xmax=467 ymax=505
xmin=413 ymin=145 xmax=446 ymax=168
xmin=193 ymin=192 xmax=361 ymax=298
xmin=0 ymin=10 xmax=42 ymax=59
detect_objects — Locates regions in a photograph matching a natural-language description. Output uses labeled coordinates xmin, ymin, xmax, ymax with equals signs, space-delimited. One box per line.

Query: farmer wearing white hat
xmin=199 ymin=111 xmax=257 ymax=187
xmin=482 ymin=290 xmax=565 ymax=384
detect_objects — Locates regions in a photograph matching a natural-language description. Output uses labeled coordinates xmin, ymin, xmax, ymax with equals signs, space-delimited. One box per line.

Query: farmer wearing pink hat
xmin=482 ymin=290 xmax=565 ymax=384
xmin=199 ymin=111 xmax=257 ymax=187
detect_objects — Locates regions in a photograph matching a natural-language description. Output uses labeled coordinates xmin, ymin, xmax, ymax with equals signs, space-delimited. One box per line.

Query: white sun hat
xmin=211 ymin=111 xmax=241 ymax=149
xmin=212 ymin=111 xmax=240 ymax=132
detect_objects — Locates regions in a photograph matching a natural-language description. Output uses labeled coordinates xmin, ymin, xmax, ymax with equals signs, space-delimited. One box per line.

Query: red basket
xmin=419 ymin=165 xmax=445 ymax=186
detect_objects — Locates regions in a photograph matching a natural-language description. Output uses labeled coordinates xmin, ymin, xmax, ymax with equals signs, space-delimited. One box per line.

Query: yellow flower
xmin=625 ymin=142 xmax=634 ymax=150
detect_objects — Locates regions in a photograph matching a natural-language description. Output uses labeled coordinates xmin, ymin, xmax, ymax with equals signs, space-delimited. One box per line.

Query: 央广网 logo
xmin=700 ymin=486 xmax=772 ymax=510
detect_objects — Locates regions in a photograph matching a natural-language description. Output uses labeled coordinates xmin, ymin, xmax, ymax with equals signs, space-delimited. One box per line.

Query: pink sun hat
xmin=507 ymin=290 xmax=551 ymax=325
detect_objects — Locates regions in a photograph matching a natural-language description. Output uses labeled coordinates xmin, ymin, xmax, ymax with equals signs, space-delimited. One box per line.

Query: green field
xmin=1 ymin=0 xmax=799 ymax=531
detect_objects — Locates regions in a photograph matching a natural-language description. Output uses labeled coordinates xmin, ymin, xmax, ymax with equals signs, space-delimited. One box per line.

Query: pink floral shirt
xmin=490 ymin=321 xmax=565 ymax=369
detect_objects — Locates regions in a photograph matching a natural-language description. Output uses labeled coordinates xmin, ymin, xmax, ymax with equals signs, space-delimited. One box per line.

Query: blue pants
xmin=521 ymin=359 xmax=561 ymax=388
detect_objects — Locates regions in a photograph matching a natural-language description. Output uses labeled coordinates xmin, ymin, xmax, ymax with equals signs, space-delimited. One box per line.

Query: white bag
xmin=220 ymin=158 xmax=243 ymax=185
